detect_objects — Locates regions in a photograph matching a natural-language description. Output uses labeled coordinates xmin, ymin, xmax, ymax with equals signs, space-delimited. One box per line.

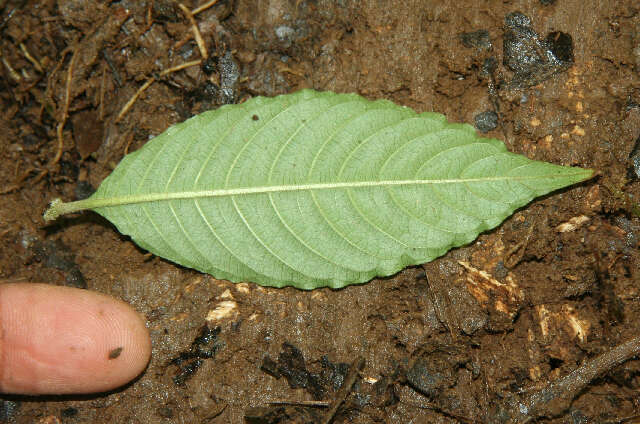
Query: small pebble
xmin=474 ymin=111 xmax=499 ymax=133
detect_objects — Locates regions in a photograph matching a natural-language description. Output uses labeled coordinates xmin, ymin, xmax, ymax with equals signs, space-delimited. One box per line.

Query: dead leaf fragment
xmin=458 ymin=261 xmax=524 ymax=320
xmin=206 ymin=300 xmax=238 ymax=322
xmin=555 ymin=215 xmax=590 ymax=233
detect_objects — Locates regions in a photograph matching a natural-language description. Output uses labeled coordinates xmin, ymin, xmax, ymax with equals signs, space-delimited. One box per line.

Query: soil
xmin=1 ymin=0 xmax=640 ymax=423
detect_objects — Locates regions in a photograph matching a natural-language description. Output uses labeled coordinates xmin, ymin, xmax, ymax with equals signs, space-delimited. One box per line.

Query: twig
xmin=1 ymin=55 xmax=21 ymax=82
xmin=320 ymin=357 xmax=365 ymax=424
xmin=178 ymin=3 xmax=208 ymax=59
xmin=102 ymin=50 xmax=122 ymax=86
xmin=19 ymin=43 xmax=43 ymax=73
xmin=115 ymin=60 xmax=202 ymax=123
xmin=269 ymin=400 xmax=330 ymax=407
xmin=0 ymin=185 xmax=19 ymax=195
xmin=504 ymin=223 xmax=535 ymax=268
xmin=192 ymin=0 xmax=220 ymax=15
xmin=115 ymin=77 xmax=156 ymax=123
xmin=498 ymin=335 xmax=640 ymax=423
xmin=123 ymin=130 xmax=135 ymax=155
xmin=50 ymin=47 xmax=78 ymax=169
xmin=45 ymin=46 xmax=73 ymax=111
xmin=31 ymin=169 xmax=49 ymax=185
xmin=160 ymin=59 xmax=203 ymax=76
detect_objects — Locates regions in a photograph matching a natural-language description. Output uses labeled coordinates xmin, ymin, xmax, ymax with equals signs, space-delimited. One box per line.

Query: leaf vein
xmin=193 ymin=199 xmax=264 ymax=282
xmin=231 ymin=196 xmax=307 ymax=280
xmin=224 ymin=100 xmax=299 ymax=188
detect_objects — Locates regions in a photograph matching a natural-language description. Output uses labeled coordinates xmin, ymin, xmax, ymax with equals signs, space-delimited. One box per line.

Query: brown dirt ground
xmin=1 ymin=0 xmax=640 ymax=423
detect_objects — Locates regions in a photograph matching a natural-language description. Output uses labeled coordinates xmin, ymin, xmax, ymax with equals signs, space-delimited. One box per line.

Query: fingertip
xmin=0 ymin=283 xmax=151 ymax=395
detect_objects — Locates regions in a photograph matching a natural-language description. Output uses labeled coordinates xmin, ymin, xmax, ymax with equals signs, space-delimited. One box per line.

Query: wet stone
xmin=503 ymin=12 xmax=573 ymax=89
xmin=218 ymin=51 xmax=239 ymax=104
xmin=474 ymin=110 xmax=499 ymax=133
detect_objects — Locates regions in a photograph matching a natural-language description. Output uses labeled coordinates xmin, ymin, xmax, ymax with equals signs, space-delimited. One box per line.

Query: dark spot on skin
xmin=252 ymin=114 xmax=259 ymax=120
xmin=109 ymin=347 xmax=123 ymax=359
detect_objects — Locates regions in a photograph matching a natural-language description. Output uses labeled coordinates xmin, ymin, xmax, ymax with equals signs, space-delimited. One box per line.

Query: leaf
xmin=44 ymin=90 xmax=593 ymax=289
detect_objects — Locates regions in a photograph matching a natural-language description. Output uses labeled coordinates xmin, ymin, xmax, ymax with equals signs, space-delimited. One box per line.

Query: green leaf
xmin=44 ymin=90 xmax=593 ymax=289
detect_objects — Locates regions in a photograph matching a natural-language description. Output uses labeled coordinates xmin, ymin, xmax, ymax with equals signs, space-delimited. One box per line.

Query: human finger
xmin=0 ymin=283 xmax=151 ymax=394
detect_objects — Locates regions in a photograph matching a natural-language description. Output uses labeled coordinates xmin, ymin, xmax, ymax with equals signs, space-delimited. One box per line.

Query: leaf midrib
xmin=78 ymin=172 xmax=588 ymax=210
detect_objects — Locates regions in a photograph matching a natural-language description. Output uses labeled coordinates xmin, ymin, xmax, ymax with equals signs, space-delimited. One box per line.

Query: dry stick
xmin=503 ymin=335 xmax=640 ymax=423
xmin=320 ymin=357 xmax=365 ymax=424
xmin=46 ymin=47 xmax=72 ymax=111
xmin=191 ymin=0 xmax=218 ymax=16
xmin=159 ymin=59 xmax=202 ymax=76
xmin=51 ymin=47 xmax=78 ymax=169
xmin=178 ymin=3 xmax=208 ymax=59
xmin=1 ymin=56 xmax=21 ymax=82
xmin=19 ymin=43 xmax=44 ymax=73
xmin=269 ymin=400 xmax=331 ymax=407
xmin=504 ymin=223 xmax=535 ymax=268
xmin=115 ymin=59 xmax=202 ymax=123
xmin=192 ymin=0 xmax=220 ymax=15
xmin=115 ymin=77 xmax=155 ymax=123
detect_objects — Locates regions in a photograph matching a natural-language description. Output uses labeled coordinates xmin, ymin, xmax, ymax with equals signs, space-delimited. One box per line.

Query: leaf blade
xmin=44 ymin=90 xmax=593 ymax=289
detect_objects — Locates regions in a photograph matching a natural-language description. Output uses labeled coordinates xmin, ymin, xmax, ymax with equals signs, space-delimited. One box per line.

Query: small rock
xmin=474 ymin=110 xmax=499 ymax=132
xmin=503 ymin=12 xmax=573 ymax=89
xmin=218 ymin=51 xmax=239 ymax=104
